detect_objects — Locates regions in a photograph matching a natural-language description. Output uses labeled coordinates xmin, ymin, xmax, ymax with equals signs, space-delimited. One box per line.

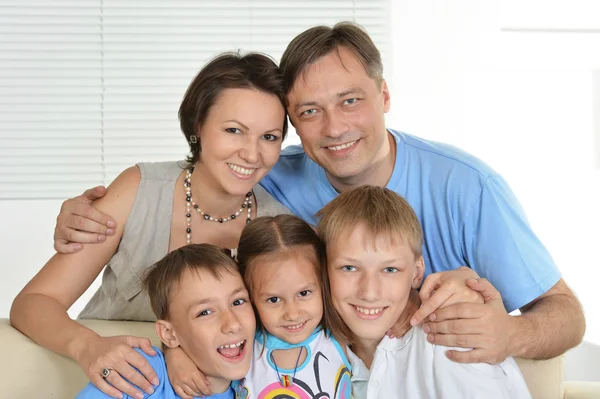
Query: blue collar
xmin=256 ymin=327 xmax=323 ymax=350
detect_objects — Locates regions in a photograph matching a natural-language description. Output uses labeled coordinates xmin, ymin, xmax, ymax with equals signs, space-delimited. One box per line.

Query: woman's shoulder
xmin=253 ymin=184 xmax=293 ymax=217
xmin=94 ymin=165 xmax=142 ymax=216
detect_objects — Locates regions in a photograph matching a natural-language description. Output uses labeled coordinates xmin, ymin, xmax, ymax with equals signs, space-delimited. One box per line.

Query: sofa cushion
xmin=0 ymin=318 xmax=565 ymax=399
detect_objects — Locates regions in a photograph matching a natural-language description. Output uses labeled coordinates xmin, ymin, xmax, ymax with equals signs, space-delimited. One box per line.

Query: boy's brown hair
xmin=280 ymin=21 xmax=384 ymax=96
xmin=317 ymin=185 xmax=423 ymax=258
xmin=237 ymin=214 xmax=351 ymax=342
xmin=142 ymin=243 xmax=239 ymax=320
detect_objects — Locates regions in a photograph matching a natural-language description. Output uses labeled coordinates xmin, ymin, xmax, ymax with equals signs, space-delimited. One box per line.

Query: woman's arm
xmin=10 ymin=166 xmax=158 ymax=399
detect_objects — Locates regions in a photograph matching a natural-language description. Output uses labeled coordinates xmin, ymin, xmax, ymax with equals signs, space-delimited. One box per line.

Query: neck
xmin=351 ymin=337 xmax=383 ymax=370
xmin=205 ymin=375 xmax=231 ymax=395
xmin=190 ymin=162 xmax=249 ymax=215
xmin=327 ymin=130 xmax=396 ymax=193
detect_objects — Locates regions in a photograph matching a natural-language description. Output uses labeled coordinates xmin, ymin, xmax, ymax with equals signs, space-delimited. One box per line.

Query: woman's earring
xmin=190 ymin=136 xmax=197 ymax=144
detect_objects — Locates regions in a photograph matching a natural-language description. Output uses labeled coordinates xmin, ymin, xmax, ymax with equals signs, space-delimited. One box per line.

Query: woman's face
xmin=196 ymin=88 xmax=285 ymax=196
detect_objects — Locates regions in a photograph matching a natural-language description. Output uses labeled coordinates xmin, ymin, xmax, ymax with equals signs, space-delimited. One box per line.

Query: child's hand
xmin=386 ymin=289 xmax=421 ymax=338
xmin=410 ymin=266 xmax=484 ymax=327
xmin=164 ymin=346 xmax=211 ymax=398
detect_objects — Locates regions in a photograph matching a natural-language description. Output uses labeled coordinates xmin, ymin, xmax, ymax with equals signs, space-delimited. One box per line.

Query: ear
xmin=411 ymin=256 xmax=425 ymax=289
xmin=381 ymin=79 xmax=391 ymax=113
xmin=155 ymin=319 xmax=180 ymax=349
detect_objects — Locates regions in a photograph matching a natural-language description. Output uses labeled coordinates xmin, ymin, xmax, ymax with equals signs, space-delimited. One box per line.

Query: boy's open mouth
xmin=217 ymin=339 xmax=247 ymax=361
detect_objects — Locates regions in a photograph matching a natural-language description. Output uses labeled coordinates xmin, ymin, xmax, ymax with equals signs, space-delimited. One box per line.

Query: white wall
xmin=1 ymin=0 xmax=599 ymax=381
xmin=386 ymin=0 xmax=600 ymax=381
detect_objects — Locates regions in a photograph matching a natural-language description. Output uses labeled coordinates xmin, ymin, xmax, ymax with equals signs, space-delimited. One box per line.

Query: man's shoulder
xmin=391 ymin=129 xmax=498 ymax=182
xmin=274 ymin=144 xmax=312 ymax=171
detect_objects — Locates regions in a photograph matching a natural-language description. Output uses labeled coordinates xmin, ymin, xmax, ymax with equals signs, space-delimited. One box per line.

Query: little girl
xmin=236 ymin=214 xmax=352 ymax=399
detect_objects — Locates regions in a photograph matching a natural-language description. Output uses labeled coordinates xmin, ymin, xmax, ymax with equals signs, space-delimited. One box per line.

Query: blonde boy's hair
xmin=317 ymin=185 xmax=423 ymax=257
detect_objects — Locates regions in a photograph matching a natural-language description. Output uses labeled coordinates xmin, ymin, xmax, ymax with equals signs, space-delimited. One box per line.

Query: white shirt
xmin=348 ymin=326 xmax=532 ymax=399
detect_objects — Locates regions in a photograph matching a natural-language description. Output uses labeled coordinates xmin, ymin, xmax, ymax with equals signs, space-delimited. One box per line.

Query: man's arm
xmin=424 ymin=278 xmax=585 ymax=363
xmin=510 ymin=279 xmax=585 ymax=360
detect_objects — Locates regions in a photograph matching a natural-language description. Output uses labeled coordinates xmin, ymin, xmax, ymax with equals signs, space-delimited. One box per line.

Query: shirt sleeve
xmin=462 ymin=175 xmax=562 ymax=312
xmin=74 ymin=347 xmax=165 ymax=399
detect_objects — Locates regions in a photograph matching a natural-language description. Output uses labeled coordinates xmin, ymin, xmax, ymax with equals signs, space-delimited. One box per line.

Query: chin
xmin=352 ymin=328 xmax=388 ymax=343
xmin=224 ymin=365 xmax=251 ymax=381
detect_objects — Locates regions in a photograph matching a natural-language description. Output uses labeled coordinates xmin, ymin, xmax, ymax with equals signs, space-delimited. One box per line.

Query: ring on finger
xmin=101 ymin=367 xmax=112 ymax=379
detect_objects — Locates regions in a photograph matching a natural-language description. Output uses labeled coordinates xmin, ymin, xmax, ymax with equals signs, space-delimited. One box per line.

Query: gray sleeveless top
xmin=79 ymin=161 xmax=292 ymax=321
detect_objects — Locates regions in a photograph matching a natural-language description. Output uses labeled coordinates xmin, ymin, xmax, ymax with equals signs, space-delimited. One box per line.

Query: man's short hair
xmin=317 ymin=185 xmax=423 ymax=258
xmin=280 ymin=21 xmax=384 ymax=96
xmin=142 ymin=244 xmax=239 ymax=320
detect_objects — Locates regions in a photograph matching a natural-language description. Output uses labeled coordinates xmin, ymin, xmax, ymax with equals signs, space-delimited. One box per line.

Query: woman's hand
xmin=410 ymin=266 xmax=484 ymax=327
xmin=164 ymin=346 xmax=211 ymax=398
xmin=75 ymin=335 xmax=159 ymax=399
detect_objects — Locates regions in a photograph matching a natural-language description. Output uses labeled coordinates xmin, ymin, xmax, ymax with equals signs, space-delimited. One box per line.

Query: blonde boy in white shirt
xmin=317 ymin=186 xmax=532 ymax=399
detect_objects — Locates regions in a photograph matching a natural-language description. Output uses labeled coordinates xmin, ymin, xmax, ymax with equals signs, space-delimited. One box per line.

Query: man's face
xmin=166 ymin=268 xmax=255 ymax=385
xmin=326 ymin=224 xmax=424 ymax=344
xmin=286 ymin=46 xmax=391 ymax=183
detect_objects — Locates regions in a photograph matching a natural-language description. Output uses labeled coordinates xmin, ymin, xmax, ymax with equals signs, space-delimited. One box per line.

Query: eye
xmin=383 ymin=267 xmax=399 ymax=273
xmin=300 ymin=109 xmax=317 ymax=117
xmin=232 ymin=298 xmax=247 ymax=306
xmin=341 ymin=265 xmax=356 ymax=272
xmin=343 ymin=98 xmax=358 ymax=105
xmin=225 ymin=127 xmax=242 ymax=134
xmin=197 ymin=309 xmax=213 ymax=317
xmin=267 ymin=297 xmax=281 ymax=304
xmin=298 ymin=290 xmax=311 ymax=297
xmin=262 ymin=133 xmax=279 ymax=142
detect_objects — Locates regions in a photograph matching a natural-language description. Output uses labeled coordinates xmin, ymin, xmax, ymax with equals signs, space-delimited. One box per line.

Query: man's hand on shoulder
xmin=423 ymin=278 xmax=517 ymax=364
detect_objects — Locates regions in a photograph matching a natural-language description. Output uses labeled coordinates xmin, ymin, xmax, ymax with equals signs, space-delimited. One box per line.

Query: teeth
xmin=355 ymin=306 xmax=384 ymax=315
xmin=285 ymin=322 xmax=305 ymax=329
xmin=228 ymin=163 xmax=256 ymax=175
xmin=219 ymin=340 xmax=244 ymax=349
xmin=328 ymin=140 xmax=357 ymax=151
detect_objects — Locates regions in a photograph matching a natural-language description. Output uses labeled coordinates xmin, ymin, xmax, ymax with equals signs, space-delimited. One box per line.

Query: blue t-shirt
xmin=75 ymin=347 xmax=235 ymax=399
xmin=261 ymin=129 xmax=561 ymax=312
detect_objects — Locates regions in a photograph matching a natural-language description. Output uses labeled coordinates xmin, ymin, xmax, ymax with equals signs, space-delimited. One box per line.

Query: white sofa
xmin=1 ymin=318 xmax=599 ymax=398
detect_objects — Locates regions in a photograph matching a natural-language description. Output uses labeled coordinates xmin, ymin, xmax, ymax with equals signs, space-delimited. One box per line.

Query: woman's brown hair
xmin=179 ymin=52 xmax=289 ymax=165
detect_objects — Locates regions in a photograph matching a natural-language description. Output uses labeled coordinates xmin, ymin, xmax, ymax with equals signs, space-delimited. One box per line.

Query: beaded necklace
xmin=184 ymin=166 xmax=253 ymax=244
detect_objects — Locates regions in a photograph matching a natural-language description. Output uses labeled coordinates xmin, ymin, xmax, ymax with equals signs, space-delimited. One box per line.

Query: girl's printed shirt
xmin=237 ymin=328 xmax=352 ymax=399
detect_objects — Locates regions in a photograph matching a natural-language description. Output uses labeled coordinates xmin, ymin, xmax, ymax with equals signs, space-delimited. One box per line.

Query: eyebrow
xmin=337 ymin=88 xmax=366 ymax=98
xmin=224 ymin=119 xmax=249 ymax=130
xmin=224 ymin=119 xmax=282 ymax=134
xmin=259 ymin=283 xmax=318 ymax=298
xmin=293 ymin=88 xmax=367 ymax=112
xmin=188 ymin=285 xmax=247 ymax=308
xmin=335 ymin=256 xmax=401 ymax=265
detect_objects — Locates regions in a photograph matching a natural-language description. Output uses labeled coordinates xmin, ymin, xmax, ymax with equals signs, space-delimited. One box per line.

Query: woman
xmin=10 ymin=52 xmax=291 ymax=399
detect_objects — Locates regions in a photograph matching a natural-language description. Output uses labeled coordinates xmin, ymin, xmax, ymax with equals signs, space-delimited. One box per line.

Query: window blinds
xmin=0 ymin=0 xmax=391 ymax=199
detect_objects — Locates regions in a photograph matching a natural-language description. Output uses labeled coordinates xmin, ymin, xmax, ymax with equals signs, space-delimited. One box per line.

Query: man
xmin=53 ymin=22 xmax=584 ymax=365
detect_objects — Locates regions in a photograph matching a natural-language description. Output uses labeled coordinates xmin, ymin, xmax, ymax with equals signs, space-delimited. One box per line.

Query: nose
xmin=324 ymin=107 xmax=350 ymax=139
xmin=238 ymin=136 xmax=259 ymax=164
xmin=357 ymin=273 xmax=381 ymax=302
xmin=221 ymin=309 xmax=242 ymax=334
xmin=283 ymin=301 xmax=301 ymax=321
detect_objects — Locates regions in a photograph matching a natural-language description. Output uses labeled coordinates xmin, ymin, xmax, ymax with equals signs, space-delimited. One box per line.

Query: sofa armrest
xmin=515 ymin=356 xmax=564 ymax=399
xmin=564 ymin=381 xmax=600 ymax=399
xmin=0 ymin=318 xmax=158 ymax=399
